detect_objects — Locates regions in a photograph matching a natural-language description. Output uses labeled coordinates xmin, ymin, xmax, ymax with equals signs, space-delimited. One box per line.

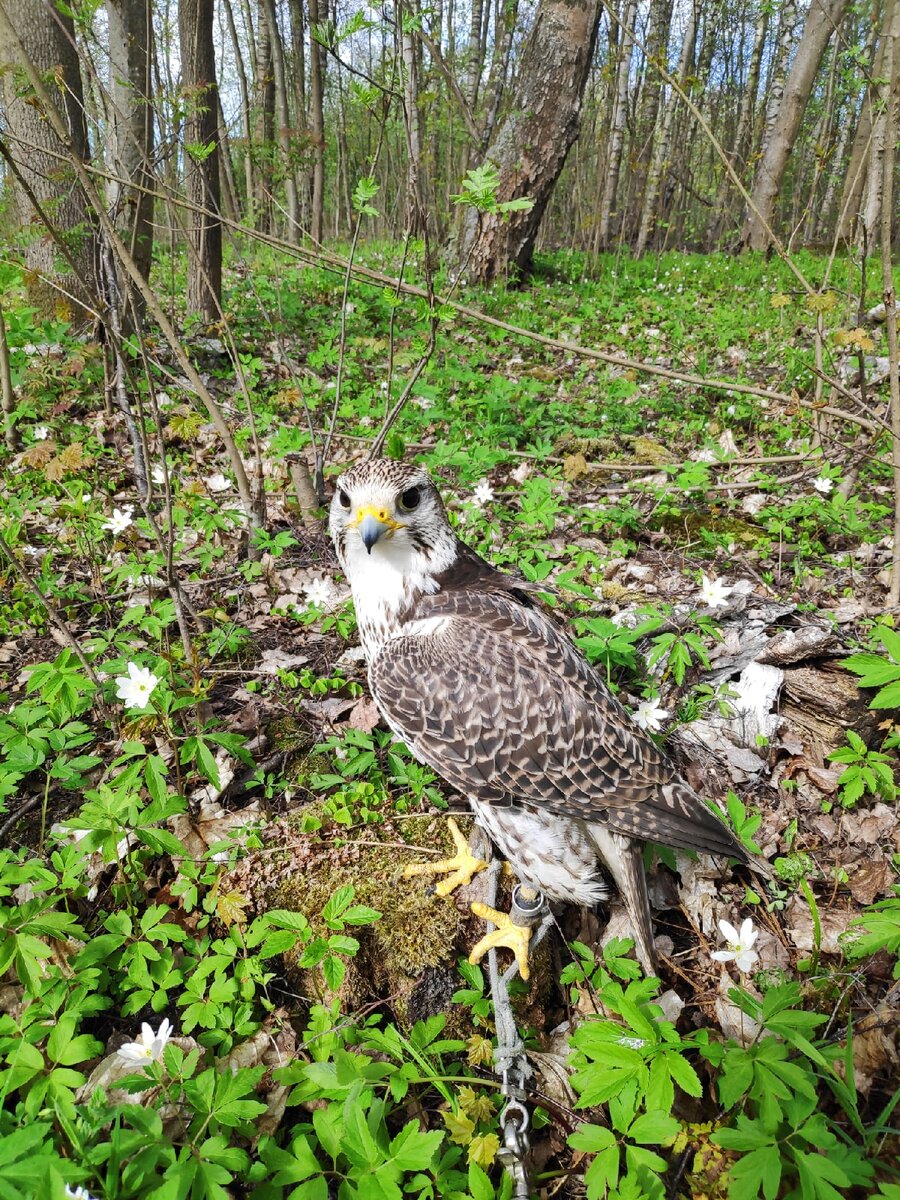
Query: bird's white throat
xmin=340 ymin=529 xmax=456 ymax=657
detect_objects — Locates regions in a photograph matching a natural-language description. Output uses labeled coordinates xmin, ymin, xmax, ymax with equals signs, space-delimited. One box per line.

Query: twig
xmin=0 ymin=297 xmax=17 ymax=450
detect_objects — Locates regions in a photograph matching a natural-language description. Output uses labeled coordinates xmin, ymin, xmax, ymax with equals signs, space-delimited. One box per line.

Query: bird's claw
xmin=402 ymin=817 xmax=488 ymax=897
xmin=468 ymin=902 xmax=534 ymax=981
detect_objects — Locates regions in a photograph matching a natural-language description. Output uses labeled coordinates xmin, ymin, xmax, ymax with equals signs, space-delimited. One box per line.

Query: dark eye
xmin=399 ymin=486 xmax=421 ymax=511
xmin=338 ymin=489 xmax=351 ymax=509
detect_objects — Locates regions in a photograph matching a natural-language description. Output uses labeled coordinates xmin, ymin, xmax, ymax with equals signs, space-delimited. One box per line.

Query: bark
xmin=758 ymin=0 xmax=800 ymax=148
xmin=861 ymin=0 xmax=900 ymax=248
xmin=261 ymin=0 xmax=300 ymax=237
xmin=401 ymin=1 xmax=425 ymax=234
xmin=624 ymin=0 xmax=673 ymax=241
xmin=597 ymin=0 xmax=638 ymax=249
xmin=222 ymin=0 xmax=254 ymax=219
xmin=455 ymin=0 xmax=602 ymax=283
xmin=635 ymin=2 xmax=697 ymax=256
xmin=0 ymin=0 xmax=97 ymax=316
xmin=743 ymin=0 xmax=850 ymax=250
xmin=254 ymin=0 xmax=275 ymax=230
xmin=307 ymin=0 xmax=327 ymax=242
xmin=707 ymin=3 xmax=768 ymax=245
xmin=178 ymin=0 xmax=222 ymax=320
xmin=106 ymin=0 xmax=154 ymax=306
xmin=480 ymin=0 xmax=518 ymax=150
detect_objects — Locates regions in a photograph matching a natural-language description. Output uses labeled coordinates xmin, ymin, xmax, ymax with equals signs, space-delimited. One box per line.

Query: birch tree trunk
xmin=261 ymin=0 xmax=299 ymax=238
xmin=222 ymin=0 xmax=254 ymax=220
xmin=179 ymin=0 xmax=222 ymax=319
xmin=254 ymin=0 xmax=275 ymax=231
xmin=107 ymin=0 xmax=155 ymax=307
xmin=0 ymin=0 xmax=98 ymax=317
xmin=454 ymin=0 xmax=602 ymax=283
xmin=635 ymin=2 xmax=698 ymax=256
xmin=743 ymin=0 xmax=850 ymax=250
xmin=307 ymin=0 xmax=327 ymax=242
xmin=859 ymin=0 xmax=900 ymax=251
xmin=597 ymin=0 xmax=638 ymax=249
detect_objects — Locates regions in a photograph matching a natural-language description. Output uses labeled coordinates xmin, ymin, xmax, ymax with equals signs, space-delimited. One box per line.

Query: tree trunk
xmin=480 ymin=0 xmax=518 ymax=151
xmin=222 ymin=0 xmax=254 ymax=221
xmin=455 ymin=0 xmax=602 ymax=284
xmin=307 ymin=0 xmax=327 ymax=242
xmin=623 ymin=0 xmax=672 ymax=242
xmin=178 ymin=0 xmax=222 ymax=320
xmin=261 ymin=0 xmax=299 ymax=238
xmin=597 ymin=0 xmax=638 ymax=249
xmin=837 ymin=2 xmax=892 ymax=241
xmin=858 ymin=0 xmax=900 ymax=250
xmin=401 ymin=0 xmax=425 ymax=234
xmin=743 ymin=0 xmax=850 ymax=250
xmin=107 ymin=0 xmax=155 ymax=310
xmin=254 ymin=0 xmax=275 ymax=231
xmin=0 ymin=0 xmax=98 ymax=317
xmin=758 ymin=0 xmax=800 ymax=149
xmin=635 ymin=2 xmax=697 ymax=256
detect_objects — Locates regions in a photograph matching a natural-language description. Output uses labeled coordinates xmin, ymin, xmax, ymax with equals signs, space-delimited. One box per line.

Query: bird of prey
xmin=329 ymin=459 xmax=758 ymax=976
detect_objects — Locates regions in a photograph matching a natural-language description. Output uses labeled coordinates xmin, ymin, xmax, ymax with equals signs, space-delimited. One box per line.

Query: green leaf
xmin=727 ymin=1145 xmax=782 ymax=1200
xmin=468 ymin=1161 xmax=495 ymax=1200
xmin=568 ymin=1124 xmax=617 ymax=1154
xmin=388 ymin=1122 xmax=443 ymax=1171
xmin=627 ymin=1111 xmax=678 ymax=1146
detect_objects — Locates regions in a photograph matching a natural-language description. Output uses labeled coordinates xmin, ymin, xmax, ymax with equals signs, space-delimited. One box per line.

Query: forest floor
xmin=1 ymin=246 xmax=898 ymax=1198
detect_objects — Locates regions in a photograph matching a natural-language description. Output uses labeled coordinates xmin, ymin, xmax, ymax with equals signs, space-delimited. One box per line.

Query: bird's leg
xmin=469 ymin=884 xmax=546 ymax=981
xmin=402 ymin=817 xmax=489 ymax=897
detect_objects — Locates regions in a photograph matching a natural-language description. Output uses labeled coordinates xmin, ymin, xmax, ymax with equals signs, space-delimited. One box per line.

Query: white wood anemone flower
xmin=699 ymin=573 xmax=732 ymax=608
xmin=711 ymin=917 xmax=759 ymax=973
xmin=115 ymin=662 xmax=160 ymax=709
xmin=65 ymin=1187 xmax=97 ymax=1200
xmin=117 ymin=1017 xmax=173 ymax=1068
xmin=102 ymin=506 xmax=134 ymax=535
xmin=813 ymin=475 xmax=834 ymax=494
xmin=471 ymin=479 xmax=495 ymax=506
xmin=633 ymin=698 xmax=669 ymax=733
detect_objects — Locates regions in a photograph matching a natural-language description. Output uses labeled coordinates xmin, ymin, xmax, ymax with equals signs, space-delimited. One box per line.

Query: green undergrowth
xmin=0 ymin=245 xmax=898 ymax=1197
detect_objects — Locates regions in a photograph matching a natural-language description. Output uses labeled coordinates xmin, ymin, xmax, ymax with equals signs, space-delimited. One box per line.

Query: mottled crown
xmin=334 ymin=459 xmax=436 ymax=496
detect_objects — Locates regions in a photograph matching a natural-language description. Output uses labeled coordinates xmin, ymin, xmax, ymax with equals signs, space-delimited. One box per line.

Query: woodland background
xmin=1 ymin=0 xmax=900 ymax=1198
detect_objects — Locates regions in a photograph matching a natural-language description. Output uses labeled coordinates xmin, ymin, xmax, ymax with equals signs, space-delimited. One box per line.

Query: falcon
xmin=329 ymin=459 xmax=758 ymax=976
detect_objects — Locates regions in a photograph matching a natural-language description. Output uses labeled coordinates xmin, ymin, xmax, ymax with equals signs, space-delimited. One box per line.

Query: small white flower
xmin=511 ymin=462 xmax=531 ymax=484
xmin=103 ymin=506 xmax=134 ymax=535
xmin=471 ymin=479 xmax=494 ymax=507
xmin=64 ymin=1186 xmax=97 ymax=1200
xmin=81 ymin=492 xmax=92 ymax=503
xmin=726 ymin=405 xmax=737 ymax=416
xmin=117 ymin=1017 xmax=173 ymax=1067
xmin=813 ymin=475 xmax=834 ymax=494
xmin=633 ymin=698 xmax=669 ymax=733
xmin=151 ymin=464 xmax=166 ymax=485
xmin=343 ymin=302 xmax=355 ymax=314
xmin=359 ymin=416 xmax=373 ymax=428
xmin=206 ymin=473 xmax=230 ymax=493
xmin=115 ymin=661 xmax=160 ymax=709
xmin=304 ymin=577 xmax=335 ymax=609
xmin=414 ymin=395 xmax=435 ymax=410
xmin=699 ymin=574 xmax=732 ymax=608
xmin=711 ymin=917 xmax=759 ymax=974
xmin=32 ymin=424 xmax=49 ymax=440
xmin=616 ymin=1035 xmax=645 ymax=1050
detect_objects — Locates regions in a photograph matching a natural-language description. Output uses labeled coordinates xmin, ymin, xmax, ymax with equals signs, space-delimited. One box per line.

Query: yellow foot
xmin=468 ymin=903 xmax=533 ymax=981
xmin=402 ymin=817 xmax=488 ymax=898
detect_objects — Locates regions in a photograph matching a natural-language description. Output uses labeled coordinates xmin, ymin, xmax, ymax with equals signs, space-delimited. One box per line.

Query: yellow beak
xmin=352 ymin=505 xmax=399 ymax=552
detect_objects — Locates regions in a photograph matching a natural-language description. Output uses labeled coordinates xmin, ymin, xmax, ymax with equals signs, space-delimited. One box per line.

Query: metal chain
xmin=482 ymin=863 xmax=553 ymax=1200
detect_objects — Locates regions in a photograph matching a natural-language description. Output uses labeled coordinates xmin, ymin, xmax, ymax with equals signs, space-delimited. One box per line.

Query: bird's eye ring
xmin=337 ymin=489 xmax=351 ymax=510
xmin=399 ymin=486 xmax=421 ymax=511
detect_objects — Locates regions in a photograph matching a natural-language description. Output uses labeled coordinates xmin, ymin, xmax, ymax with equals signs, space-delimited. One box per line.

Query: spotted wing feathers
xmin=369 ymin=586 xmax=749 ymax=863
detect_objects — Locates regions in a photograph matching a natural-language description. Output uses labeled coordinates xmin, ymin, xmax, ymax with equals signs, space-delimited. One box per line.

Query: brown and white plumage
xmin=329 ymin=460 xmax=754 ymax=972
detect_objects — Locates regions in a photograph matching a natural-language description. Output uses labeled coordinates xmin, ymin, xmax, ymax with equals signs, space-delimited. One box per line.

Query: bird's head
xmin=329 ymin=460 xmax=457 ymax=578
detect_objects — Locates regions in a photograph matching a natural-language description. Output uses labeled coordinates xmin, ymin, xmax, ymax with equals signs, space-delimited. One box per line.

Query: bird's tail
xmin=588 ymin=824 xmax=657 ymax=976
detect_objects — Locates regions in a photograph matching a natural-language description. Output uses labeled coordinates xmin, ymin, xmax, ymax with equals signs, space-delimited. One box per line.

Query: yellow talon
xmin=468 ymin=902 xmax=533 ymax=981
xmin=402 ymin=817 xmax=488 ymax=897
